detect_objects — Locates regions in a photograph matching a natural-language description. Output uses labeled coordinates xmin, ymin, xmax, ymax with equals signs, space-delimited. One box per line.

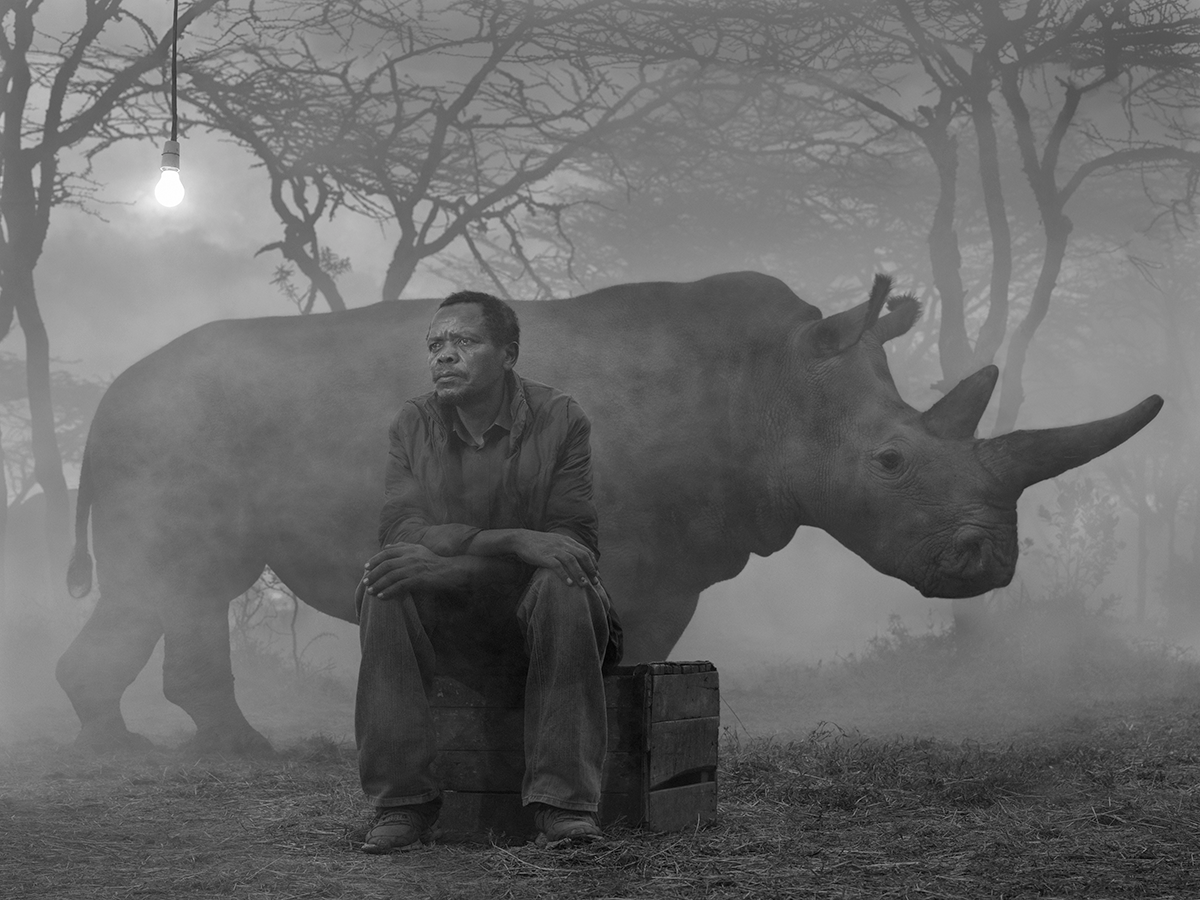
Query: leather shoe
xmin=531 ymin=803 xmax=602 ymax=847
xmin=361 ymin=802 xmax=440 ymax=854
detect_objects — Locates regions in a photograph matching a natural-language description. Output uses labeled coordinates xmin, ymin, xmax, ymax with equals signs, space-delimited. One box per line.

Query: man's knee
xmin=522 ymin=568 xmax=609 ymax=630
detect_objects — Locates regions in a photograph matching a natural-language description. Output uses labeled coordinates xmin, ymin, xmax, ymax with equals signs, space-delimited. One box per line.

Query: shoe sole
xmin=360 ymin=828 xmax=440 ymax=854
xmin=534 ymin=831 xmax=603 ymax=849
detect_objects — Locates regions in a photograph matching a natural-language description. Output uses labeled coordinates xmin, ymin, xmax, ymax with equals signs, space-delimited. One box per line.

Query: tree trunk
xmin=925 ymin=133 xmax=970 ymax=389
xmin=2 ymin=143 xmax=67 ymax=591
xmin=13 ymin=270 xmax=70 ymax=583
xmin=382 ymin=244 xmax=420 ymax=303
xmin=280 ymin=228 xmax=346 ymax=312
xmin=0 ymin=444 xmax=8 ymax=609
xmin=1136 ymin=497 xmax=1148 ymax=623
xmin=968 ymin=87 xmax=1012 ymax=371
xmin=992 ymin=214 xmax=1072 ymax=435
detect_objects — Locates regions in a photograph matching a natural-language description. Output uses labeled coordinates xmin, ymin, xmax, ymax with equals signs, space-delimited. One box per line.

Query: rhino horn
xmin=977 ymin=395 xmax=1164 ymax=495
xmin=811 ymin=273 xmax=892 ymax=356
xmin=922 ymin=365 xmax=999 ymax=440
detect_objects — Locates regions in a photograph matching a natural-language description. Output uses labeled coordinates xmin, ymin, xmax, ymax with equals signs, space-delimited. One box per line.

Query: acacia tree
xmin=184 ymin=0 xmax=716 ymax=307
xmin=575 ymin=0 xmax=1200 ymax=424
xmin=795 ymin=0 xmax=1200 ymax=431
xmin=0 ymin=0 xmax=220 ymax=593
xmin=0 ymin=353 xmax=106 ymax=506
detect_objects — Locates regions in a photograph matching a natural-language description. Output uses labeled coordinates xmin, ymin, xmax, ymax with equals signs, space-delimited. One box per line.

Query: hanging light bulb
xmin=154 ymin=0 xmax=184 ymax=208
xmin=155 ymin=139 xmax=184 ymax=207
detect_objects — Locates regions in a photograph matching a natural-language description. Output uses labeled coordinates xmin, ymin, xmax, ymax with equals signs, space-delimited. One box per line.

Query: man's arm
xmin=462 ymin=529 xmax=597 ymax=587
xmin=362 ymin=541 xmax=527 ymax=601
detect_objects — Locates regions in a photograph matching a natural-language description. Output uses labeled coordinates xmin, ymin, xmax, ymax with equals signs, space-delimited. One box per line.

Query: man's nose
xmin=436 ymin=347 xmax=458 ymax=363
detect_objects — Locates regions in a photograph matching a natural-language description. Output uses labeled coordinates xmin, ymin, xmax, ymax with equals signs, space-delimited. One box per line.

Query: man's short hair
xmin=440 ymin=291 xmax=520 ymax=348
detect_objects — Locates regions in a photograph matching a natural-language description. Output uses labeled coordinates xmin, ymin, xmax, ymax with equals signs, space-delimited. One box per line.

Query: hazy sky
xmin=21 ymin=133 xmax=409 ymax=381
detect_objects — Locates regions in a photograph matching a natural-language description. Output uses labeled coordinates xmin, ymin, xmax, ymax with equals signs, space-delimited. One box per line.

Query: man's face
xmin=426 ymin=303 xmax=516 ymax=406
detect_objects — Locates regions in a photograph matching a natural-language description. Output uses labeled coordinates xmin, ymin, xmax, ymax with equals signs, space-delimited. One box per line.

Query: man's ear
xmin=504 ymin=342 xmax=519 ymax=369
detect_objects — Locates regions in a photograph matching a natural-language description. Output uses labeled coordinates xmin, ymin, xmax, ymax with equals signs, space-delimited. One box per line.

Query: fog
xmin=2 ymin=1 xmax=1197 ymax=750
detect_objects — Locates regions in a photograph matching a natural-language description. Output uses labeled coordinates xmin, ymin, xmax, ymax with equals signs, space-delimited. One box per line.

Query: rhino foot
xmin=185 ymin=724 xmax=276 ymax=758
xmin=74 ymin=721 xmax=157 ymax=754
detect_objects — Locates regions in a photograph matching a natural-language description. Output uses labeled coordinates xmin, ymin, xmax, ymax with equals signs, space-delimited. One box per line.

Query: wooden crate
xmin=429 ymin=661 xmax=719 ymax=842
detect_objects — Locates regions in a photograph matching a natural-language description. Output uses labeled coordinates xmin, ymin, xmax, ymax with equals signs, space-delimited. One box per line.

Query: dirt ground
xmin=5 ymin=619 xmax=1200 ymax=899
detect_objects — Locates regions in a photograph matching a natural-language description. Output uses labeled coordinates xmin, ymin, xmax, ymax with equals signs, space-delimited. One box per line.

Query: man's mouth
xmin=434 ymin=371 xmax=463 ymax=382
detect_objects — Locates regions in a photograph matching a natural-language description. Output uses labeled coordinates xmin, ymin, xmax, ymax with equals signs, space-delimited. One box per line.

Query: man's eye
xmin=428 ymin=342 xmax=440 ymax=352
xmin=457 ymin=337 xmax=474 ymax=346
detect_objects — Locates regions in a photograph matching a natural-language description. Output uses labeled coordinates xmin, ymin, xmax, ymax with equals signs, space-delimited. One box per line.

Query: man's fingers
xmin=369 ymin=573 xmax=416 ymax=600
xmin=364 ymin=556 xmax=419 ymax=596
xmin=557 ymin=551 xmax=595 ymax=588
xmin=366 ymin=564 xmax=403 ymax=589
xmin=568 ymin=547 xmax=598 ymax=583
xmin=366 ymin=542 xmax=416 ymax=564
xmin=364 ymin=542 xmax=423 ymax=571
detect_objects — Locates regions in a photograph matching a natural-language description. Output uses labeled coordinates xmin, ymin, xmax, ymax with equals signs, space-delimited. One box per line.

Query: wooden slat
xmin=430 ymin=675 xmax=525 ymax=708
xmin=432 ymin=707 xmax=523 ymax=750
xmin=437 ymin=791 xmax=534 ymax=843
xmin=646 ymin=781 xmax=718 ymax=832
xmin=648 ymin=717 xmax=719 ymax=789
xmin=430 ymin=748 xmax=525 ymax=792
xmin=604 ymin=669 xmax=650 ymax=710
xmin=599 ymin=790 xmax=643 ymax=828
xmin=650 ymin=670 xmax=720 ymax=721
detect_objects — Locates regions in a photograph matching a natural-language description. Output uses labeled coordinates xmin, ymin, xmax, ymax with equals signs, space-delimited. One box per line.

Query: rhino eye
xmin=876 ymin=448 xmax=904 ymax=472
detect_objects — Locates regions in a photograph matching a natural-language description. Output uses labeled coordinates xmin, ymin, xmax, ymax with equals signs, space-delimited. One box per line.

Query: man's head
xmin=426 ymin=291 xmax=520 ymax=407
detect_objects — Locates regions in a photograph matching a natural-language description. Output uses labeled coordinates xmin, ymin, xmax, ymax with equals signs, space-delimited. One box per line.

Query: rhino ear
xmin=809 ymin=273 xmax=892 ymax=356
xmin=922 ymin=365 xmax=999 ymax=440
xmin=872 ymin=293 xmax=922 ymax=344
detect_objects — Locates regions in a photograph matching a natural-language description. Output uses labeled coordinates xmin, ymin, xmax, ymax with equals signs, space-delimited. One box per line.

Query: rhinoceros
xmin=58 ymin=271 xmax=1161 ymax=752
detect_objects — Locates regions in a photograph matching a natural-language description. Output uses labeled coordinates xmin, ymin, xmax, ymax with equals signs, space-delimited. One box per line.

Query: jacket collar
xmin=429 ymin=370 xmax=529 ymax=447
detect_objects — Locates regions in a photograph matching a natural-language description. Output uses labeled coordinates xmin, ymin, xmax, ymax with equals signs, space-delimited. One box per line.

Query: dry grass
xmin=5 ymin=615 xmax=1200 ymax=899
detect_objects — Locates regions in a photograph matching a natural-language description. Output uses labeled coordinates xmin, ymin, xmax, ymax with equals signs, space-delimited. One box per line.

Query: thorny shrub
xmin=228 ymin=567 xmax=337 ymax=680
xmin=1024 ymin=475 xmax=1123 ymax=616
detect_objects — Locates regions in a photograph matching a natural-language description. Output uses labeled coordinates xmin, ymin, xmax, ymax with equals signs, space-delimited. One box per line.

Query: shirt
xmin=378 ymin=371 xmax=600 ymax=559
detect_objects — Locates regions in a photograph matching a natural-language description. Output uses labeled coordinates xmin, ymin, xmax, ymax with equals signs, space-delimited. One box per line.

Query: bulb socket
xmin=160 ymin=139 xmax=181 ymax=171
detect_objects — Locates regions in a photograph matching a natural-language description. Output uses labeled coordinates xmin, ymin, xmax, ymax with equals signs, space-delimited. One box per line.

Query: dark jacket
xmin=368 ymin=371 xmax=621 ymax=667
xmin=378 ymin=372 xmax=599 ymax=558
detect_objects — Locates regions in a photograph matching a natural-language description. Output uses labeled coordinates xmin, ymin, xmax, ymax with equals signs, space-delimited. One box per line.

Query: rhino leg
xmin=56 ymin=595 xmax=163 ymax=752
xmin=161 ymin=597 xmax=274 ymax=756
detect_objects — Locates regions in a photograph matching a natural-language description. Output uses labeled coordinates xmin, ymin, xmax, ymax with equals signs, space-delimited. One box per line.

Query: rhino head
xmin=766 ymin=274 xmax=1162 ymax=599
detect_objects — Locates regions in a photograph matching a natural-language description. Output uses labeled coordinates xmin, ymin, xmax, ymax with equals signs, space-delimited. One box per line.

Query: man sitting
xmin=355 ymin=290 xmax=621 ymax=852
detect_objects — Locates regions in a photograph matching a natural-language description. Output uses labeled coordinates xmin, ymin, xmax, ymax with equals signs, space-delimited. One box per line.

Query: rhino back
xmin=83 ymin=272 xmax=813 ymax=622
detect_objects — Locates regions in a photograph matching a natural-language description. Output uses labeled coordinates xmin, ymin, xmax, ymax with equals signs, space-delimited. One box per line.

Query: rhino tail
xmin=66 ymin=450 xmax=94 ymax=599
